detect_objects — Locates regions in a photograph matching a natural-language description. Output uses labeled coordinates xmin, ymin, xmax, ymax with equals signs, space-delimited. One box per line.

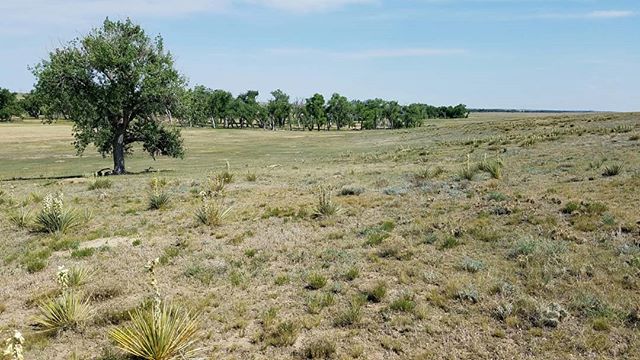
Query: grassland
xmin=0 ymin=112 xmax=639 ymax=359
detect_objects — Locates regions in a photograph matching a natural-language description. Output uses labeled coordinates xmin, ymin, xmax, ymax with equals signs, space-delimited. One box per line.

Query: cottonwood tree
xmin=268 ymin=89 xmax=291 ymax=130
xmin=211 ymin=89 xmax=233 ymax=128
xmin=0 ymin=88 xmax=18 ymax=121
xmin=32 ymin=18 xmax=186 ymax=174
xmin=326 ymin=93 xmax=351 ymax=130
xmin=305 ymin=93 xmax=326 ymax=131
xmin=19 ymin=91 xmax=42 ymax=118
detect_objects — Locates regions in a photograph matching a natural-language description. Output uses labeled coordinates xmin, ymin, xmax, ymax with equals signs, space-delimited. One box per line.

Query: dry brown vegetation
xmin=0 ymin=112 xmax=639 ymax=359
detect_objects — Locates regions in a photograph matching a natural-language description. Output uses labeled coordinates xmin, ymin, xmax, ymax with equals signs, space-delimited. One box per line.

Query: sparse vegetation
xmin=1 ymin=111 xmax=639 ymax=358
xmin=88 ymin=178 xmax=112 ymax=190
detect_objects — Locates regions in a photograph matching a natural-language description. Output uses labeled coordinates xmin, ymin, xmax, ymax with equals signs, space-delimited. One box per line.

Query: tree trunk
xmin=112 ymin=126 xmax=126 ymax=175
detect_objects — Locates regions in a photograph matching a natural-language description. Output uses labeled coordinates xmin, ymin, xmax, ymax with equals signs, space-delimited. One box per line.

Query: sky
xmin=1 ymin=0 xmax=639 ymax=111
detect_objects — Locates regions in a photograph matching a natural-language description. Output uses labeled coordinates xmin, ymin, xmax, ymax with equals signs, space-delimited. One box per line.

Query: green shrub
xmin=303 ymin=338 xmax=337 ymax=359
xmin=338 ymin=185 xmax=365 ymax=196
xmin=363 ymin=282 xmax=387 ymax=303
xmin=261 ymin=320 xmax=299 ymax=347
xmin=478 ymin=156 xmax=503 ymax=179
xmin=333 ymin=301 xmax=362 ymax=327
xmin=562 ymin=202 xmax=580 ymax=214
xmin=8 ymin=208 xmax=32 ymax=229
xmin=306 ymin=273 xmax=327 ymax=290
xmin=459 ymin=257 xmax=485 ymax=273
xmin=71 ymin=248 xmax=95 ymax=258
xmin=390 ymin=293 xmax=416 ymax=312
xmin=88 ymin=178 xmax=112 ymax=190
xmin=602 ymin=163 xmax=622 ymax=177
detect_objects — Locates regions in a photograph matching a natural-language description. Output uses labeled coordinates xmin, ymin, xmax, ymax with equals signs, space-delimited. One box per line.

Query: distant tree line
xmin=174 ymin=87 xmax=469 ymax=130
xmin=1 ymin=85 xmax=469 ymax=129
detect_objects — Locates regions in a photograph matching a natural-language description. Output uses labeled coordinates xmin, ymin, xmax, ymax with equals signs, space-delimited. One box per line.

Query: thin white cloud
xmin=268 ymin=47 xmax=466 ymax=59
xmin=246 ymin=0 xmax=376 ymax=13
xmin=538 ymin=10 xmax=636 ymax=20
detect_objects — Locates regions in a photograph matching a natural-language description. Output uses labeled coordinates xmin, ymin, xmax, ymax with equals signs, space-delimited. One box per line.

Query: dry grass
xmin=0 ymin=113 xmax=639 ymax=359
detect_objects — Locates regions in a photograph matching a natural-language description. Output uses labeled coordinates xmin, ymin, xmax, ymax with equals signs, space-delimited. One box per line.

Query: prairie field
xmin=1 ymin=112 xmax=639 ymax=359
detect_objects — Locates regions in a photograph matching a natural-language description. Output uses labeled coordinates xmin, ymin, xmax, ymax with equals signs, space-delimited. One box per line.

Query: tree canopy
xmin=0 ymin=88 xmax=19 ymax=122
xmin=32 ymin=18 xmax=186 ymax=174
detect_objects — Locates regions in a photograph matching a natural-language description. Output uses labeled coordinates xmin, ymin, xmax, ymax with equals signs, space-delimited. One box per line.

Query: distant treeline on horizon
xmin=2 ymin=86 xmax=471 ymax=131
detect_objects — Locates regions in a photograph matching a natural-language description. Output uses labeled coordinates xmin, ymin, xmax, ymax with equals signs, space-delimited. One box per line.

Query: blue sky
xmin=1 ymin=0 xmax=639 ymax=111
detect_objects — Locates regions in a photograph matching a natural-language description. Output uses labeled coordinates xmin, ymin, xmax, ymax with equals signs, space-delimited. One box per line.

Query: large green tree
xmin=211 ymin=89 xmax=234 ymax=128
xmin=0 ymin=88 xmax=19 ymax=122
xmin=268 ymin=89 xmax=291 ymax=130
xmin=305 ymin=93 xmax=326 ymax=131
xmin=19 ymin=90 xmax=42 ymax=119
xmin=326 ymin=93 xmax=351 ymax=130
xmin=32 ymin=18 xmax=186 ymax=174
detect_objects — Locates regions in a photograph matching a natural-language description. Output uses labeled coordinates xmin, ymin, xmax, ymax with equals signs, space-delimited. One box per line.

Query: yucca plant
xmin=478 ymin=155 xmax=503 ymax=179
xmin=67 ymin=266 xmax=94 ymax=288
xmin=8 ymin=208 xmax=32 ymax=229
xmin=313 ymin=186 xmax=341 ymax=218
xmin=3 ymin=330 xmax=25 ymax=360
xmin=458 ymin=154 xmax=478 ymax=181
xmin=35 ymin=266 xmax=93 ymax=331
xmin=109 ymin=302 xmax=200 ymax=360
xmin=35 ymin=193 xmax=81 ymax=233
xmin=220 ymin=161 xmax=234 ymax=184
xmin=195 ymin=193 xmax=232 ymax=227
xmin=602 ymin=163 xmax=622 ymax=177
xmin=110 ymin=258 xmax=200 ymax=360
xmin=35 ymin=291 xmax=93 ymax=331
xmin=148 ymin=178 xmax=171 ymax=210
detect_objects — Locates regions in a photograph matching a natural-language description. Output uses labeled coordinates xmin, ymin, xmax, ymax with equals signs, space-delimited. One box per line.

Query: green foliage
xmin=195 ymin=195 xmax=232 ymax=227
xmin=390 ymin=293 xmax=416 ymax=312
xmin=88 ymin=178 xmax=112 ymax=190
xmin=32 ymin=18 xmax=186 ymax=174
xmin=0 ymin=88 xmax=20 ymax=121
xmin=363 ymin=282 xmax=387 ymax=303
xmin=459 ymin=257 xmax=485 ymax=273
xmin=478 ymin=156 xmax=504 ymax=179
xmin=261 ymin=320 xmax=299 ymax=347
xmin=109 ymin=302 xmax=200 ymax=360
xmin=306 ymin=273 xmax=327 ymax=290
xmin=338 ymin=185 xmax=365 ymax=196
xmin=148 ymin=178 xmax=171 ymax=210
xmin=303 ymin=338 xmax=337 ymax=359
xmin=8 ymin=208 xmax=32 ymax=229
xmin=313 ymin=186 xmax=341 ymax=218
xmin=562 ymin=201 xmax=580 ymax=214
xmin=35 ymin=193 xmax=82 ymax=233
xmin=268 ymin=89 xmax=292 ymax=129
xmin=458 ymin=155 xmax=479 ymax=181
xmin=71 ymin=248 xmax=95 ymax=258
xmin=305 ymin=93 xmax=326 ymax=131
xmin=333 ymin=298 xmax=363 ymax=327
xmin=602 ymin=163 xmax=622 ymax=177
xmin=35 ymin=291 xmax=93 ymax=331
xmin=326 ymin=93 xmax=352 ymax=130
